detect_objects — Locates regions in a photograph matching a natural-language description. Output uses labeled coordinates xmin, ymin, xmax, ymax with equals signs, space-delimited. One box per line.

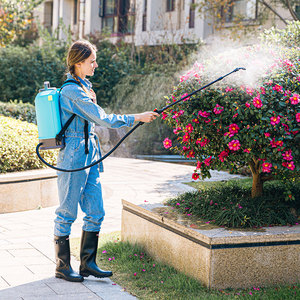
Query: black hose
xmin=36 ymin=67 xmax=245 ymax=172
xmin=36 ymin=121 xmax=144 ymax=172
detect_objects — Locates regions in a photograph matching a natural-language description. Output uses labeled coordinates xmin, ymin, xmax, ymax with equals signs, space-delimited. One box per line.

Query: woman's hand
xmin=90 ymin=89 xmax=97 ymax=104
xmin=134 ymin=111 xmax=160 ymax=123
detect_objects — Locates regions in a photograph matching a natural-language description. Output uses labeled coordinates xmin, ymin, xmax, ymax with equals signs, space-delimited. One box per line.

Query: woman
xmin=54 ymin=40 xmax=159 ymax=282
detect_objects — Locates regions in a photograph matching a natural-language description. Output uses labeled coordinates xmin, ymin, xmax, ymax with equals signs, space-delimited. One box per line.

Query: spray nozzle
xmin=234 ymin=67 xmax=246 ymax=71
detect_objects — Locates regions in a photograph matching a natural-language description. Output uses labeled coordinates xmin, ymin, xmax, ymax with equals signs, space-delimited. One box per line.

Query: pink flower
xmin=181 ymin=93 xmax=190 ymax=101
xmin=243 ymin=148 xmax=251 ymax=153
xmin=270 ymin=116 xmax=280 ymax=126
xmin=192 ymin=118 xmax=199 ymax=123
xmin=198 ymin=110 xmax=210 ymax=118
xmin=134 ymin=273 xmax=137 ymax=276
xmin=163 ymin=138 xmax=172 ymax=149
xmin=272 ymin=84 xmax=283 ymax=92
xmin=225 ymin=86 xmax=233 ymax=92
xmin=142 ymin=269 xmax=146 ymax=272
xmin=282 ymin=150 xmax=293 ymax=161
xmin=204 ymin=156 xmax=212 ymax=166
xmin=296 ymin=113 xmax=300 ymax=122
xmin=282 ymin=161 xmax=295 ymax=170
xmin=172 ymin=110 xmax=184 ymax=119
xmin=246 ymin=87 xmax=254 ymax=96
xmin=290 ymin=93 xmax=299 ymax=105
xmin=185 ymin=123 xmax=194 ymax=133
xmin=162 ymin=112 xmax=168 ymax=120
xmin=264 ymin=132 xmax=271 ymax=138
xmin=252 ymin=96 xmax=263 ymax=108
xmin=192 ymin=173 xmax=199 ymax=180
xmin=173 ymin=127 xmax=182 ymax=134
xmin=176 ymin=202 xmax=180 ymax=206
xmin=260 ymin=87 xmax=266 ymax=94
xmin=196 ymin=161 xmax=202 ymax=169
xmin=233 ymin=113 xmax=238 ymax=118
xmin=245 ymin=102 xmax=250 ymax=108
xmin=102 ymin=250 xmax=107 ymax=254
xmin=196 ymin=137 xmax=209 ymax=147
xmin=213 ymin=104 xmax=224 ymax=114
xmin=228 ymin=140 xmax=241 ymax=151
xmin=262 ymin=162 xmax=272 ymax=173
xmin=229 ymin=123 xmax=240 ymax=134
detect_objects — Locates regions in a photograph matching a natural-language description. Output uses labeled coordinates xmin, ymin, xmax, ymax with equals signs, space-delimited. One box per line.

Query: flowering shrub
xmin=162 ymin=46 xmax=299 ymax=198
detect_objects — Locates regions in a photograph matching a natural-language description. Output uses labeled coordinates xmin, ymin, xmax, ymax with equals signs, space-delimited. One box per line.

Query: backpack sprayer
xmin=35 ymin=67 xmax=246 ymax=172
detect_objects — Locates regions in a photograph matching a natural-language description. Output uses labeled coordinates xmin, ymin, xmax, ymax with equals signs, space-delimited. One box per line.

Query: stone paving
xmin=0 ymin=157 xmax=243 ymax=299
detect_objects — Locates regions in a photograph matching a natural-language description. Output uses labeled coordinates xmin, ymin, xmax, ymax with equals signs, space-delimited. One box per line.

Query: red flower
xmin=282 ymin=150 xmax=293 ymax=161
xmin=218 ymin=150 xmax=229 ymax=162
xmin=272 ymin=84 xmax=283 ymax=92
xmin=183 ymin=133 xmax=191 ymax=143
xmin=204 ymin=156 xmax=212 ymax=166
xmin=185 ymin=123 xmax=194 ymax=133
xmin=192 ymin=173 xmax=199 ymax=180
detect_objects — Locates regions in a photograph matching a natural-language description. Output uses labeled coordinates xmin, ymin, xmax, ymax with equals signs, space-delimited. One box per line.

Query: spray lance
xmin=35 ymin=67 xmax=246 ymax=172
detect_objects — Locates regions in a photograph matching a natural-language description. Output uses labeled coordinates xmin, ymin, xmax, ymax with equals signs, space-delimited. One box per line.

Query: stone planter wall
xmin=121 ymin=200 xmax=300 ymax=289
xmin=0 ymin=169 xmax=58 ymax=213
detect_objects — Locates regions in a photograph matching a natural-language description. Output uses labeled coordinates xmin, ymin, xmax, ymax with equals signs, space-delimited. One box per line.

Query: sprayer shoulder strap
xmin=56 ymin=79 xmax=89 ymax=154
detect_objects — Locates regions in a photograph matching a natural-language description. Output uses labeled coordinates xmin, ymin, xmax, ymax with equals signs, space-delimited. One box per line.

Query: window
xmin=219 ymin=0 xmax=257 ymax=23
xmin=142 ymin=0 xmax=147 ymax=31
xmin=99 ymin=0 xmax=135 ymax=35
xmin=296 ymin=5 xmax=300 ymax=19
xmin=44 ymin=1 xmax=53 ymax=33
xmin=74 ymin=0 xmax=78 ymax=25
xmin=189 ymin=0 xmax=195 ymax=28
xmin=166 ymin=0 xmax=175 ymax=12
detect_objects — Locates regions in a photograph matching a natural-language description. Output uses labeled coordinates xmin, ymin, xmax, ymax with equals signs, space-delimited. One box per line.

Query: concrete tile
xmin=8 ymin=248 xmax=46 ymax=257
xmin=25 ymin=264 xmax=55 ymax=275
xmin=0 ymin=282 xmax=56 ymax=298
xmin=0 ymin=277 xmax=9 ymax=289
xmin=46 ymin=281 xmax=93 ymax=295
xmin=23 ymin=293 xmax=102 ymax=300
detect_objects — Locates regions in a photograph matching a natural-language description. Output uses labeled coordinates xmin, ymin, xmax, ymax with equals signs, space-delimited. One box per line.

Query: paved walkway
xmin=0 ymin=157 xmax=242 ymax=299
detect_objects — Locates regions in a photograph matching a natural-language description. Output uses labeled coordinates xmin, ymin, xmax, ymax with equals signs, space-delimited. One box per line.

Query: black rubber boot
xmin=79 ymin=231 xmax=113 ymax=278
xmin=54 ymin=235 xmax=84 ymax=282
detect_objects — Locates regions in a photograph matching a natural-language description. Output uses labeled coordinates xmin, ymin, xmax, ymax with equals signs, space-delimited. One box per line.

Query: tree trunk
xmin=249 ymin=159 xmax=263 ymax=198
xmin=251 ymin=172 xmax=263 ymax=198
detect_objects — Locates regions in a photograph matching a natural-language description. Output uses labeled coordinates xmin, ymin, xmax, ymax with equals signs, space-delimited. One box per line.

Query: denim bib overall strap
xmin=56 ymin=79 xmax=89 ymax=154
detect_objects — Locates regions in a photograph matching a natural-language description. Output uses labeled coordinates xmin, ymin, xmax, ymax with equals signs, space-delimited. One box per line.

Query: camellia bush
xmin=162 ymin=44 xmax=299 ymax=198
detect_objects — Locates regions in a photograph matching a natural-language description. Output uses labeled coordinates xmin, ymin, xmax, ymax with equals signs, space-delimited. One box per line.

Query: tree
xmin=162 ymin=22 xmax=300 ymax=198
xmin=0 ymin=0 xmax=42 ymax=47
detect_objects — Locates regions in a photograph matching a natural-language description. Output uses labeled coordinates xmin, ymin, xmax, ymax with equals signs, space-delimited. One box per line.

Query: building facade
xmin=35 ymin=0 xmax=297 ymax=45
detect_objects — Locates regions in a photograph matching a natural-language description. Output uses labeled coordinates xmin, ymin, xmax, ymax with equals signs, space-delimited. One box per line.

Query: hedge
xmin=0 ymin=116 xmax=57 ymax=173
xmin=0 ymin=101 xmax=36 ymax=124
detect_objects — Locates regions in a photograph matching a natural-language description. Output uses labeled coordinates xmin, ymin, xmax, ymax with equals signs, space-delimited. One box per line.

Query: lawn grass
xmin=71 ymin=232 xmax=300 ymax=300
xmin=184 ymin=177 xmax=253 ymax=190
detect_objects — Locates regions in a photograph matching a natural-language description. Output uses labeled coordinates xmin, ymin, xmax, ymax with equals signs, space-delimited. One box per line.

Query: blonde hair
xmin=66 ymin=40 xmax=97 ymax=97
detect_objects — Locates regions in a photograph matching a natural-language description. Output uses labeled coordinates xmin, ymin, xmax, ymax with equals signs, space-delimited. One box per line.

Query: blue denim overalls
xmin=54 ymin=73 xmax=135 ymax=236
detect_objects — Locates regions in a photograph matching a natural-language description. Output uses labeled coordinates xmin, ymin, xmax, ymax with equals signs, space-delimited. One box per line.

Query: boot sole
xmin=55 ymin=272 xmax=84 ymax=282
xmin=80 ymin=271 xmax=113 ymax=278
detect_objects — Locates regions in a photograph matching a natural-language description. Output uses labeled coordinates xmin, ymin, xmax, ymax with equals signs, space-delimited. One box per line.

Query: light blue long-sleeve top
xmin=57 ymin=73 xmax=135 ymax=172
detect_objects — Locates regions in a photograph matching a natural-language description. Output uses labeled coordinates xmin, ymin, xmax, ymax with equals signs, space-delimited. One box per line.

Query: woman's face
xmin=75 ymin=50 xmax=98 ymax=78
